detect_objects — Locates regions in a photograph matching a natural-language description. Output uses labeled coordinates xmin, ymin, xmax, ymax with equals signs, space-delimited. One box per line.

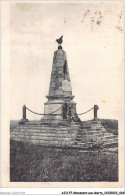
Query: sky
xmin=8 ymin=1 xmax=123 ymax=120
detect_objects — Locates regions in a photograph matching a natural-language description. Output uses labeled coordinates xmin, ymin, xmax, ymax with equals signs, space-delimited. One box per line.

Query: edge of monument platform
xmin=46 ymin=95 xmax=75 ymax=100
xmin=18 ymin=118 xmax=102 ymax=125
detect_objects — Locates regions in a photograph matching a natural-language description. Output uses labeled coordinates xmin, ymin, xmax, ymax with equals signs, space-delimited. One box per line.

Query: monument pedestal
xmin=41 ymin=98 xmax=77 ymax=125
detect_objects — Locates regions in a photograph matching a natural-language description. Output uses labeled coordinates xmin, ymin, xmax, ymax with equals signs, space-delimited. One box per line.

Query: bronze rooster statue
xmin=56 ymin=36 xmax=63 ymax=46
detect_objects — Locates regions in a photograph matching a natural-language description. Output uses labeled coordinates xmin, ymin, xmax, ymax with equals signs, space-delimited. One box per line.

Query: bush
xmin=99 ymin=119 xmax=118 ymax=135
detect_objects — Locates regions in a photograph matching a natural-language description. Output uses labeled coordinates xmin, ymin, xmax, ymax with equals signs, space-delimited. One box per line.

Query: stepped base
xmin=10 ymin=119 xmax=118 ymax=149
xmin=75 ymin=120 xmax=118 ymax=149
xmin=11 ymin=121 xmax=79 ymax=147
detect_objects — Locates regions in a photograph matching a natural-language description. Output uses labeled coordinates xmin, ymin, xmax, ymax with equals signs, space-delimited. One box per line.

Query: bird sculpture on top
xmin=56 ymin=35 xmax=63 ymax=46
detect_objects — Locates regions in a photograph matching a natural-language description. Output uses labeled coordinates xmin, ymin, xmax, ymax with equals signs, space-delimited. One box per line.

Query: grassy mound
xmin=100 ymin=119 xmax=118 ymax=135
xmin=10 ymin=140 xmax=118 ymax=182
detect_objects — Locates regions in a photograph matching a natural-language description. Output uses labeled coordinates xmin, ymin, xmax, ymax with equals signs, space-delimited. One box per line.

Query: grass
xmin=10 ymin=140 xmax=118 ymax=182
xmin=10 ymin=120 xmax=19 ymax=133
xmin=100 ymin=119 xmax=118 ymax=135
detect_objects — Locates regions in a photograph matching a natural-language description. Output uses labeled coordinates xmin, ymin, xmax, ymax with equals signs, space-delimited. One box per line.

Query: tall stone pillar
xmin=41 ymin=47 xmax=76 ymax=123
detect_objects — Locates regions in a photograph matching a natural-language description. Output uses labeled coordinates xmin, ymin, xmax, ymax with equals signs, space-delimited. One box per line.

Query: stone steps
xmin=11 ymin=138 xmax=75 ymax=146
xmin=75 ymin=120 xmax=118 ymax=148
xmin=11 ymin=123 xmax=79 ymax=146
xmin=75 ymin=140 xmax=118 ymax=149
xmin=12 ymin=128 xmax=78 ymax=134
xmin=11 ymin=120 xmax=118 ymax=149
xmin=22 ymin=137 xmax=75 ymax=141
xmin=11 ymin=132 xmax=77 ymax=138
xmin=11 ymin=134 xmax=76 ymax=140
xmin=103 ymin=141 xmax=118 ymax=147
xmin=102 ymin=137 xmax=118 ymax=143
xmin=31 ymin=141 xmax=74 ymax=146
xmin=75 ymin=136 xmax=118 ymax=143
xmin=16 ymin=132 xmax=74 ymax=136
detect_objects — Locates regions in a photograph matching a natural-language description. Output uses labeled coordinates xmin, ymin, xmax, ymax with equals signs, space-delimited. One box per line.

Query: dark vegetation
xmin=10 ymin=140 xmax=118 ymax=182
xmin=10 ymin=120 xmax=19 ymax=133
xmin=99 ymin=119 xmax=118 ymax=135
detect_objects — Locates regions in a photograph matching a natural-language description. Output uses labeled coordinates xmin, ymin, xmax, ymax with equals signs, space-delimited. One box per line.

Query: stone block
xmin=56 ymin=66 xmax=63 ymax=70
xmin=44 ymin=103 xmax=62 ymax=115
xmin=54 ymin=141 xmax=58 ymax=145
xmin=50 ymin=82 xmax=55 ymax=87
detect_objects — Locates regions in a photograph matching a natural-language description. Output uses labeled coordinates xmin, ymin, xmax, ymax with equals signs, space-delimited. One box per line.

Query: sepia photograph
xmin=1 ymin=0 xmax=124 ymax=188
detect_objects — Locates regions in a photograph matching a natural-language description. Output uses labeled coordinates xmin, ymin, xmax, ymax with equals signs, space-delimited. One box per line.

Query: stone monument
xmin=41 ymin=37 xmax=80 ymax=124
xmin=10 ymin=37 xmax=118 ymax=149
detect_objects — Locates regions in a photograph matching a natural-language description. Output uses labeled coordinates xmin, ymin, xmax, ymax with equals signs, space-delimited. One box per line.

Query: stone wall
xmin=11 ymin=123 xmax=79 ymax=147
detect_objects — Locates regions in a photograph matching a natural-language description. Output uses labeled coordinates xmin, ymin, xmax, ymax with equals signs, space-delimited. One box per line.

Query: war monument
xmin=10 ymin=36 xmax=118 ymax=149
